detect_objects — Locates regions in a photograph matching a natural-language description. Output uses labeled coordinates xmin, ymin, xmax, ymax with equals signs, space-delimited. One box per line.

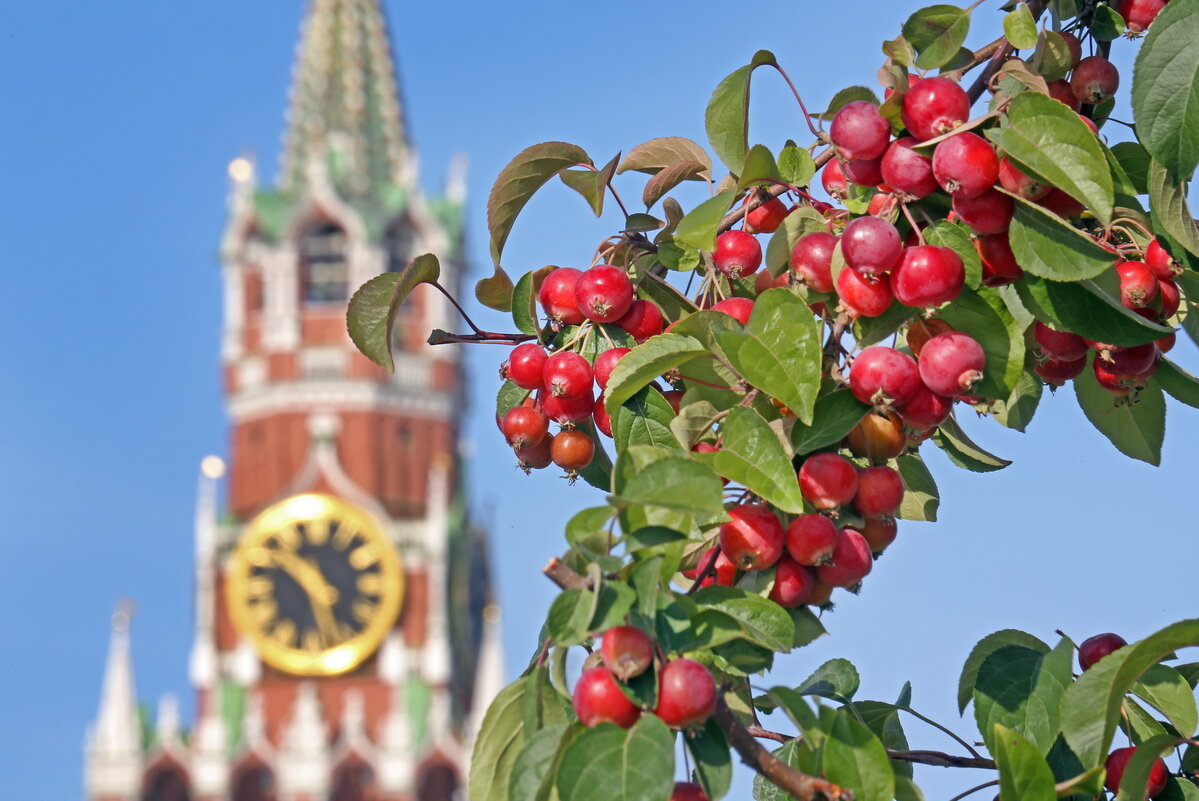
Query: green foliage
xmin=347 ymin=6 xmax=1199 ymax=801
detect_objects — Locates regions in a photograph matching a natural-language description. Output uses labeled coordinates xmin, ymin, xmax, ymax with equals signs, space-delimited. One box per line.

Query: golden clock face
xmin=226 ymin=493 xmax=404 ymax=676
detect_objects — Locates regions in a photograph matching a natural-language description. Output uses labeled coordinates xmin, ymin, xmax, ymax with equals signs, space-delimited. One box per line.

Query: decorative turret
xmin=85 ymin=604 xmax=142 ymax=801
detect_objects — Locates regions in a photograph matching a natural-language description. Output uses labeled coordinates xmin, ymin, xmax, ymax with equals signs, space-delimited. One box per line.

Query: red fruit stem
xmin=768 ymin=63 xmax=823 ymax=139
xmin=899 ymin=202 xmax=926 ymax=245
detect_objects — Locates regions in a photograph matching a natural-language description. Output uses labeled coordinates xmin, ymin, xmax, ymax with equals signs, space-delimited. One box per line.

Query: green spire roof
xmin=279 ymin=0 xmax=409 ymax=197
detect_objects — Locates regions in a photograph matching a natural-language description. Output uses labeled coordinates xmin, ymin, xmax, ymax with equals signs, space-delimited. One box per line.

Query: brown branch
xmin=715 ymin=696 xmax=853 ymax=800
xmin=427 ymin=329 xmax=537 ymax=346
xmin=941 ymin=35 xmax=1007 ymax=84
xmin=745 ymin=725 xmax=997 ymax=770
xmin=966 ymin=0 xmax=1050 ymax=103
xmin=716 ymin=147 xmax=837 ymax=235
xmin=542 ymin=557 xmax=592 ymax=590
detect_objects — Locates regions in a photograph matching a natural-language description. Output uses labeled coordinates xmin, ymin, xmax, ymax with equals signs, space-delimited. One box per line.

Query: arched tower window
xmin=329 ymin=759 xmax=377 ymax=801
xmin=384 ymin=218 xmax=418 ymax=274
xmin=231 ymin=763 xmax=276 ymax=801
xmin=300 ymin=221 xmax=349 ymax=304
xmin=141 ymin=762 xmax=190 ymax=801
xmin=417 ymin=764 xmax=459 ymax=801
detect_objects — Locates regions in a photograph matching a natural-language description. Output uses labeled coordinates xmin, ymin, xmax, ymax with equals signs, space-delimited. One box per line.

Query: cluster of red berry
xmin=573 ymin=625 xmax=718 ymax=801
xmin=1032 ymin=238 xmax=1180 ymax=398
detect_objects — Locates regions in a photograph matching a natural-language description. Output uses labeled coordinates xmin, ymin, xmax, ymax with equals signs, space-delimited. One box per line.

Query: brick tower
xmin=83 ymin=3 xmax=503 ymax=800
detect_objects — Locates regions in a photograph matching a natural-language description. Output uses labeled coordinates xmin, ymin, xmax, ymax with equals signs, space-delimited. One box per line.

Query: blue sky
xmin=1 ymin=2 xmax=1196 ymax=799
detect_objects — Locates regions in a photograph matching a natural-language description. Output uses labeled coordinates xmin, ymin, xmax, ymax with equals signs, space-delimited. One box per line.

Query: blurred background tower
xmin=84 ymin=2 xmax=502 ymax=799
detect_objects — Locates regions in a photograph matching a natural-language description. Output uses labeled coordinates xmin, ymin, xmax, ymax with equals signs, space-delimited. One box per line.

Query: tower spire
xmin=85 ymin=603 xmax=143 ymax=800
xmin=279 ymin=0 xmax=411 ymax=196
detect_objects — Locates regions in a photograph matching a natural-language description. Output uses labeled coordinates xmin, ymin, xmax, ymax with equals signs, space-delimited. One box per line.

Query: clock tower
xmin=83 ymin=3 xmax=503 ymax=800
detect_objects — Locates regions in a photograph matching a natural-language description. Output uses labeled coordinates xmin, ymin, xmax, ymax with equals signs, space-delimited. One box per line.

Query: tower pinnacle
xmin=280 ymin=0 xmax=411 ymax=196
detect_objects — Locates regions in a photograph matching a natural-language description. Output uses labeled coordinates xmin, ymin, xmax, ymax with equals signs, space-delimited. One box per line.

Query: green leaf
xmin=557 ymin=716 xmax=675 ymax=801
xmin=642 ymin=161 xmax=708 ymax=209
xmin=1073 ymin=356 xmax=1166 ymax=466
xmin=469 ymin=679 xmax=532 ymax=801
xmin=1062 ymin=619 xmax=1199 ymax=767
xmin=738 ymin=144 xmax=782 ymax=191
xmin=896 ymin=454 xmax=939 ymax=522
xmin=719 ymin=289 xmax=823 ymax=424
xmin=789 ymin=606 xmax=828 ymax=648
xmin=476 ymin=265 xmax=516 ymax=312
xmin=822 ymin=708 xmax=896 ymax=801
xmin=1112 ymin=142 xmax=1151 ymax=196
xmin=605 ymin=334 xmax=709 ymax=414
xmin=675 ymin=191 xmax=737 ymax=253
xmin=1134 ymin=0 xmax=1199 ymax=181
xmin=488 ymin=142 xmax=592 ymax=267
xmin=1160 ymin=778 xmax=1199 ymax=801
xmin=1132 ymin=664 xmax=1198 ymax=740
xmin=687 ymin=719 xmax=733 ymax=801
xmin=992 ymin=368 xmax=1044 ymax=432
xmin=618 ymin=137 xmax=713 ymax=180
xmin=1091 ymin=5 xmax=1126 ymax=40
xmin=547 ymin=588 xmax=597 ymax=647
xmin=992 ymin=724 xmax=1058 ymax=801
xmin=697 ymin=406 xmax=807 ymax=514
xmin=752 ymin=741 xmax=805 ymax=801
xmin=797 ymin=658 xmax=861 ymax=702
xmin=902 ymin=5 xmax=972 ymax=70
xmin=817 ymin=86 xmax=882 ymax=119
xmin=973 ymin=640 xmax=1074 ymax=755
xmin=790 ymin=389 xmax=870 ymax=455
xmin=1002 ymin=194 xmax=1116 ymax=280
xmin=988 ymin=93 xmax=1113 ymax=225
xmin=883 ymin=37 xmax=917 ymax=68
xmin=559 ymin=153 xmax=620 ymax=216
xmin=933 ymin=414 xmax=1012 ymax=472
xmin=1015 ymin=275 xmax=1173 ymax=347
xmin=1034 ymin=30 xmax=1075 ymax=82
xmin=639 ymin=272 xmax=699 ymax=320
xmin=937 ymin=287 xmax=1026 ymax=400
xmin=778 ymin=145 xmax=817 ymax=187
xmin=510 ymin=265 xmax=556 ymax=336
xmin=346 ymin=253 xmax=440 ymax=370
xmin=1155 ymin=357 xmax=1199 ymax=409
xmin=1148 ymin=159 xmax=1199 ymax=259
xmin=693 ymin=586 xmax=795 ymax=652
xmin=704 ymin=51 xmax=778 ymax=173
xmin=509 ymin=723 xmax=577 ymax=801
xmin=1004 ymin=4 xmax=1039 ymax=49
xmin=924 ymin=219 xmax=983 ymax=290
xmin=611 ymin=450 xmax=725 ymax=515
xmin=618 ymin=388 xmax=685 ymax=453
xmin=958 ymin=629 xmax=1051 ymax=714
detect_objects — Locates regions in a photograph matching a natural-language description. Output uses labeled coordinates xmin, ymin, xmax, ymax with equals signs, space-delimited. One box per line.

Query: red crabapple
xmin=711 ymin=297 xmax=755 ymax=325
xmin=575 ymin=264 xmax=633 ymax=323
xmin=952 ymin=189 xmax=1013 ymax=235
xmin=684 ymin=545 xmax=737 ymax=587
xmin=901 ymin=76 xmax=971 ymax=142
xmin=816 ymin=528 xmax=874 ymax=588
xmin=849 ymin=346 xmax=922 ymax=408
xmin=615 ymin=299 xmax=664 ymax=342
xmin=655 ymin=659 xmax=717 ymax=728
xmin=1146 ymin=239 xmax=1181 ymax=279
xmin=551 ymin=429 xmax=595 ymax=472
xmin=1047 ymin=79 xmax=1082 ymax=111
xmin=1034 ymin=355 xmax=1087 ymax=386
xmin=854 ymin=466 xmax=904 ymax=517
xmin=822 ymin=158 xmax=848 ymax=200
xmin=858 ymin=517 xmax=899 ymax=555
xmin=538 ymin=267 xmax=585 ymax=324
xmin=593 ymin=347 xmax=631 ymax=389
xmin=719 ymin=504 xmax=785 ymax=570
xmin=601 ymin=625 xmax=654 ymax=681
xmin=831 ymin=101 xmax=891 ymax=161
xmin=918 ymin=332 xmax=986 ymax=396
xmin=1071 ymin=56 xmax=1120 ymax=106
xmin=798 ymin=452 xmax=859 ymax=511
xmin=842 ymin=216 xmax=903 ymax=275
xmin=505 ymin=343 xmax=548 ymax=390
xmin=502 ymin=405 xmax=548 ymax=449
xmin=881 ymin=137 xmax=939 ymax=198
xmin=769 ymin=557 xmax=817 ymax=607
xmin=1116 ymin=260 xmax=1159 ymax=308
xmin=1034 ymin=321 xmax=1088 ymax=361
xmin=1078 ymin=632 xmax=1128 ymax=671
xmin=891 ymin=245 xmax=965 ymax=308
xmin=998 ymin=157 xmax=1050 ymax=201
xmin=745 ymin=195 xmax=791 ymax=234
xmin=543 ymin=351 xmax=593 ymax=398
xmin=837 ymin=268 xmax=894 ymax=318
xmin=714 ymin=230 xmax=762 ymax=278
xmin=670 ymin=783 xmax=711 ymax=801
xmin=932 ymin=133 xmax=1000 ymax=199
xmin=846 ymin=412 xmax=908 ymax=461
xmin=1116 ymin=0 xmax=1168 ymax=31
xmin=573 ymin=666 xmax=641 ymax=728
xmin=896 ymin=383 xmax=953 ymax=428
xmin=842 ymin=156 xmax=885 ymax=187
xmin=975 ymin=234 xmax=1024 ymax=286
xmin=790 ymin=232 xmax=839 ymax=293
xmin=1104 ymin=747 xmax=1168 ymax=798
xmin=785 ymin=513 xmax=839 ymax=566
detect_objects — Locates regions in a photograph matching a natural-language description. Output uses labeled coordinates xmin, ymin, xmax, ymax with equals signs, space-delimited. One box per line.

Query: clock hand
xmin=270 ymin=550 xmax=342 ymax=645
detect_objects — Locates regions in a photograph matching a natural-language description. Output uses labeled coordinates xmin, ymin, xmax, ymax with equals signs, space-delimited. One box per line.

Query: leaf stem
xmin=946 ymin=779 xmax=999 ymax=801
xmin=430 ymin=279 xmax=483 ymax=334
xmin=898 ymin=706 xmax=984 ymax=760
xmin=769 ymin=64 xmax=823 ymax=138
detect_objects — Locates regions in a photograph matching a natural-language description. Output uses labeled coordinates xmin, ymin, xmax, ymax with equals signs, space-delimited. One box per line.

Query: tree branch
xmin=714 ymin=696 xmax=854 ymax=801
xmin=966 ymin=0 xmax=1050 ymax=103
xmin=542 ymin=557 xmax=592 ymax=590
xmin=745 ymin=726 xmax=996 ymax=769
